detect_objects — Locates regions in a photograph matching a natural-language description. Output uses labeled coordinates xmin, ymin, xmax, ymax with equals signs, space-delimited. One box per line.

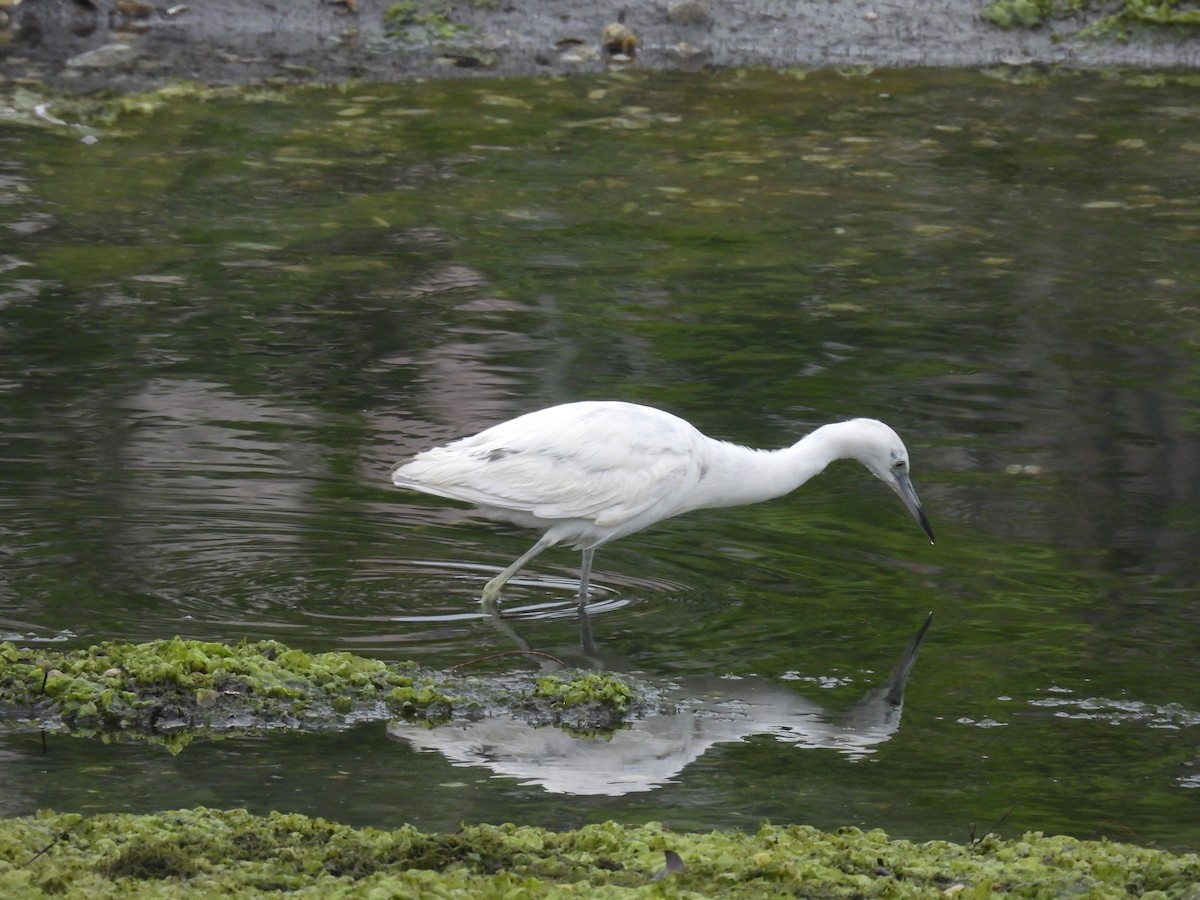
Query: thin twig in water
xmin=445 ymin=650 xmax=568 ymax=671
xmin=1087 ymin=818 xmax=1146 ymax=844
xmin=21 ymin=830 xmax=71 ymax=868
xmin=969 ymin=806 xmax=1017 ymax=848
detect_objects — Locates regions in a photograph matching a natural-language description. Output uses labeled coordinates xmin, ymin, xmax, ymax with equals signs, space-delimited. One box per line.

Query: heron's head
xmin=842 ymin=419 xmax=935 ymax=544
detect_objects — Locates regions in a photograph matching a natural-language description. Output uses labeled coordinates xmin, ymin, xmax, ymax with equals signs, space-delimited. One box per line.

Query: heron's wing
xmin=392 ymin=402 xmax=708 ymax=528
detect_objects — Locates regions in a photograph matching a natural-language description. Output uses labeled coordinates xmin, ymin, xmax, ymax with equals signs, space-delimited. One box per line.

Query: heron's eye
xmin=892 ymin=459 xmax=907 ymax=471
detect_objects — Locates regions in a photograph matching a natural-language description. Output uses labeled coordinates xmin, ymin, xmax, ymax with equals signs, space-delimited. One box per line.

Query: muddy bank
xmin=2 ymin=0 xmax=1200 ymax=95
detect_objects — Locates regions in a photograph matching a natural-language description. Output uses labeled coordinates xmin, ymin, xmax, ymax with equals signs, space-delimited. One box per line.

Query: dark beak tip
xmin=895 ymin=475 xmax=934 ymax=545
xmin=918 ymin=511 xmax=935 ymax=545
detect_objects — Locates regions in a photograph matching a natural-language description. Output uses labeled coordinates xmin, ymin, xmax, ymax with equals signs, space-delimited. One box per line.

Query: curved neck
xmin=698 ymin=422 xmax=858 ymax=509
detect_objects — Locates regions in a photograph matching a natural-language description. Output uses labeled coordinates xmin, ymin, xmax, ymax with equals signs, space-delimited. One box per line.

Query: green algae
xmin=1 ymin=808 xmax=1198 ymax=898
xmin=0 ymin=639 xmax=649 ymax=751
xmin=382 ymin=1 xmax=476 ymax=43
xmin=985 ymin=0 xmax=1200 ymax=32
xmin=534 ymin=673 xmax=635 ymax=712
xmin=522 ymin=672 xmax=641 ymax=736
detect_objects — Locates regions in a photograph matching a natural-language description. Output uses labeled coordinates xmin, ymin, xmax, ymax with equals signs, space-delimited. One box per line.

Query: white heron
xmin=392 ymin=400 xmax=934 ymax=610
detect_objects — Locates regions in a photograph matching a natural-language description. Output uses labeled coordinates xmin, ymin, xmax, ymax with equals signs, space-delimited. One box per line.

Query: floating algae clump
xmin=0 ymin=808 xmax=1198 ymax=898
xmin=0 ymin=639 xmax=651 ymax=750
xmin=0 ymin=638 xmax=455 ymax=748
xmin=534 ymin=673 xmax=635 ymax=712
xmin=530 ymin=672 xmax=637 ymax=733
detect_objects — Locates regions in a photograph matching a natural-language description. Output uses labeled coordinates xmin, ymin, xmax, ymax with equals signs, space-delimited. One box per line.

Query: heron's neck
xmin=703 ymin=422 xmax=857 ymax=508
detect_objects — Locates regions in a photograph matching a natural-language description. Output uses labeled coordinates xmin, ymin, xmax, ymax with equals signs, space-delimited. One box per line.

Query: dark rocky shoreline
xmin=3 ymin=0 xmax=1199 ymax=96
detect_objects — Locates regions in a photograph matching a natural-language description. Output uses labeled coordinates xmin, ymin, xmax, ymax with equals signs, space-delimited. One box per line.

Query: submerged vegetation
xmin=985 ymin=0 xmax=1200 ymax=31
xmin=1 ymin=808 xmax=1198 ymax=897
xmin=382 ymin=1 xmax=476 ymax=43
xmin=0 ymin=638 xmax=648 ymax=751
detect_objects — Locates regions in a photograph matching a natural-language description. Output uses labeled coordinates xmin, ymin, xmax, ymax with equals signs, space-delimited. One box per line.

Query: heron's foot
xmin=480 ymin=574 xmax=509 ymax=616
xmin=481 ymin=575 xmax=504 ymax=604
xmin=480 ymin=582 xmax=501 ymax=610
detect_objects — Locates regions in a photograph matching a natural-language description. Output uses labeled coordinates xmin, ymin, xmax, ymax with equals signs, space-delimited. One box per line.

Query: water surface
xmin=1 ymin=68 xmax=1198 ymax=848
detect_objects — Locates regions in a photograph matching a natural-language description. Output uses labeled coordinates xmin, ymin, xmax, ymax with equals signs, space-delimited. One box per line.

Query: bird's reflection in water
xmin=386 ymin=611 xmax=933 ymax=796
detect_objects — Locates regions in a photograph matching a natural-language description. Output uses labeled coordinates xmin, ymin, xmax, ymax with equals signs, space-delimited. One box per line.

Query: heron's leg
xmin=574 ymin=547 xmax=598 ymax=651
xmin=577 ymin=548 xmax=597 ymax=652
xmin=577 ymin=602 xmax=596 ymax=653
xmin=481 ymin=535 xmax=555 ymax=605
xmin=577 ymin=547 xmax=595 ymax=609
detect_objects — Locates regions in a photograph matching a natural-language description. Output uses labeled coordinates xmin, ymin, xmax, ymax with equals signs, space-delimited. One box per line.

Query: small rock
xmin=560 ymin=44 xmax=599 ymax=63
xmin=115 ymin=0 xmax=153 ymax=17
xmin=435 ymin=53 xmax=493 ymax=68
xmin=66 ymin=43 xmax=138 ymax=69
xmin=601 ymin=21 xmax=637 ymax=56
xmin=667 ymin=1 xmax=710 ymax=26
xmin=670 ymin=41 xmax=706 ymax=61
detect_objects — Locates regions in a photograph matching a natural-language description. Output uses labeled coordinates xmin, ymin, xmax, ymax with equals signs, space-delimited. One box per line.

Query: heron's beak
xmin=893 ymin=472 xmax=935 ymax=544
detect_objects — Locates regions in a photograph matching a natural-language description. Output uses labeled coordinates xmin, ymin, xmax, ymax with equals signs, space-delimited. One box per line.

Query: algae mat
xmin=4 ymin=639 xmax=1196 ymax=895
xmin=0 ymin=638 xmax=646 ymax=751
xmin=2 ymin=808 xmax=1199 ymax=898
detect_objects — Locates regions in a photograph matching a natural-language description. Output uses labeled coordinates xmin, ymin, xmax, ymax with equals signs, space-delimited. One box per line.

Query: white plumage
xmin=392 ymin=400 xmax=934 ymax=608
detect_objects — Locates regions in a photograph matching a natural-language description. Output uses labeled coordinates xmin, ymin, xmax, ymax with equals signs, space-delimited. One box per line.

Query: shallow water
xmin=1 ymin=68 xmax=1199 ymax=849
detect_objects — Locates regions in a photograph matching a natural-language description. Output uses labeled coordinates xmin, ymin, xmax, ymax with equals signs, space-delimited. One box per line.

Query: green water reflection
xmin=1 ymin=68 xmax=1198 ymax=848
